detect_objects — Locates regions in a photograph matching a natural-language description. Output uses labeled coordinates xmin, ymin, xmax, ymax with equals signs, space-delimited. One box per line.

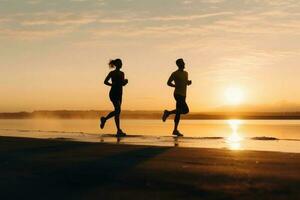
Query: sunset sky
xmin=1 ymin=0 xmax=300 ymax=112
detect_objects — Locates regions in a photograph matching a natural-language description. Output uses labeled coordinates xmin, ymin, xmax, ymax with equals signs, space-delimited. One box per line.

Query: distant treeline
xmin=1 ymin=110 xmax=300 ymax=120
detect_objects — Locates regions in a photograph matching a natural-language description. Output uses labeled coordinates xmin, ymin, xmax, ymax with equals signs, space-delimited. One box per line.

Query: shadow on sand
xmin=0 ymin=137 xmax=170 ymax=199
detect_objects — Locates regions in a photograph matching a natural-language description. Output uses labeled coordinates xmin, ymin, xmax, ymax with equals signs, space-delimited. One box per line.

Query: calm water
xmin=0 ymin=119 xmax=300 ymax=153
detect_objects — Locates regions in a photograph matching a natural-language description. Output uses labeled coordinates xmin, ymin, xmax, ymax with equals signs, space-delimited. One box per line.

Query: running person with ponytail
xmin=100 ymin=59 xmax=128 ymax=137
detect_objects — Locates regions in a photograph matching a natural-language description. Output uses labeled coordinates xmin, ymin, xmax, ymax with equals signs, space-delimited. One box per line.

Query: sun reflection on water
xmin=227 ymin=119 xmax=243 ymax=150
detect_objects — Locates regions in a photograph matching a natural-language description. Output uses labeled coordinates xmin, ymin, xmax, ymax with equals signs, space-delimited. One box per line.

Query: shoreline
xmin=1 ymin=130 xmax=300 ymax=154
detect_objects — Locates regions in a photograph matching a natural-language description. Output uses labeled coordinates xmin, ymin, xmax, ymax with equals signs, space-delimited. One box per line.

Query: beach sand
xmin=0 ymin=136 xmax=299 ymax=199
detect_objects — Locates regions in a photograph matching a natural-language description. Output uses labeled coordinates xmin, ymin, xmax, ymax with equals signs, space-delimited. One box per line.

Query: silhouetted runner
xmin=100 ymin=59 xmax=128 ymax=137
xmin=162 ymin=58 xmax=192 ymax=137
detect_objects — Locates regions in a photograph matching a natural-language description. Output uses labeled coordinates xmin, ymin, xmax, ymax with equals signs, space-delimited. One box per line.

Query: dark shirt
xmin=110 ymin=70 xmax=125 ymax=92
xmin=169 ymin=70 xmax=189 ymax=97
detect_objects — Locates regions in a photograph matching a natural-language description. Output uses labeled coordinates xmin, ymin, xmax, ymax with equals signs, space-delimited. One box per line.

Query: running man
xmin=162 ymin=58 xmax=192 ymax=137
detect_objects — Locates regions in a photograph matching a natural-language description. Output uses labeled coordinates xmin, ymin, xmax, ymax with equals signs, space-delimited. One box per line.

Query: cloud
xmin=96 ymin=11 xmax=233 ymax=24
xmin=19 ymin=12 xmax=98 ymax=26
xmin=201 ymin=0 xmax=225 ymax=3
xmin=0 ymin=27 xmax=73 ymax=39
xmin=142 ymin=12 xmax=233 ymax=21
xmin=26 ymin=0 xmax=41 ymax=4
xmin=182 ymin=0 xmax=193 ymax=5
xmin=19 ymin=11 xmax=233 ymax=25
xmin=250 ymin=0 xmax=299 ymax=7
xmin=0 ymin=18 xmax=11 ymax=23
xmin=0 ymin=11 xmax=97 ymax=39
xmin=207 ymin=11 xmax=300 ymax=35
xmin=90 ymin=9 xmax=300 ymax=38
xmin=0 ymin=10 xmax=234 ymax=39
xmin=1 ymin=0 xmax=300 ymax=41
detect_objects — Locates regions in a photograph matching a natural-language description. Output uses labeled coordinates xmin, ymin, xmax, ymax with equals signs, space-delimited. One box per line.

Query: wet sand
xmin=0 ymin=136 xmax=300 ymax=199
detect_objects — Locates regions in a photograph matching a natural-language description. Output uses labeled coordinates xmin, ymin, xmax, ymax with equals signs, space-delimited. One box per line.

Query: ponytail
xmin=108 ymin=59 xmax=115 ymax=69
xmin=108 ymin=58 xmax=122 ymax=69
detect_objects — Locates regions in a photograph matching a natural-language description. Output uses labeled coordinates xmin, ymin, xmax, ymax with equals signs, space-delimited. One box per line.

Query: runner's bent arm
xmin=122 ymin=73 xmax=128 ymax=86
xmin=104 ymin=72 xmax=113 ymax=86
xmin=167 ymin=73 xmax=176 ymax=87
xmin=187 ymin=72 xmax=192 ymax=86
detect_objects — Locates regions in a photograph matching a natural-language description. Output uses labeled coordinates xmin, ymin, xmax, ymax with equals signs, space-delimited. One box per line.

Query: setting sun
xmin=225 ymin=87 xmax=245 ymax=105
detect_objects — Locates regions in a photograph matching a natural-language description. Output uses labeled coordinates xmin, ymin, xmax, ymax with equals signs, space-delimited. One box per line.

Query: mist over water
xmin=0 ymin=119 xmax=300 ymax=153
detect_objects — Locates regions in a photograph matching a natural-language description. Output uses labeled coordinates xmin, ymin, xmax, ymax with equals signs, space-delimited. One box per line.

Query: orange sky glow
xmin=1 ymin=0 xmax=300 ymax=112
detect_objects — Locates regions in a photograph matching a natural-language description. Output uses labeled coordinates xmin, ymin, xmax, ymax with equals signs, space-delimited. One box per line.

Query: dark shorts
xmin=109 ymin=89 xmax=122 ymax=104
xmin=174 ymin=94 xmax=189 ymax=114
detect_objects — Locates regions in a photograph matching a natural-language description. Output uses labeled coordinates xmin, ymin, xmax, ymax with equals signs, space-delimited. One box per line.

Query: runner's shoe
xmin=172 ymin=130 xmax=183 ymax=137
xmin=162 ymin=110 xmax=169 ymax=122
xmin=116 ymin=129 xmax=127 ymax=137
xmin=100 ymin=117 xmax=106 ymax=129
